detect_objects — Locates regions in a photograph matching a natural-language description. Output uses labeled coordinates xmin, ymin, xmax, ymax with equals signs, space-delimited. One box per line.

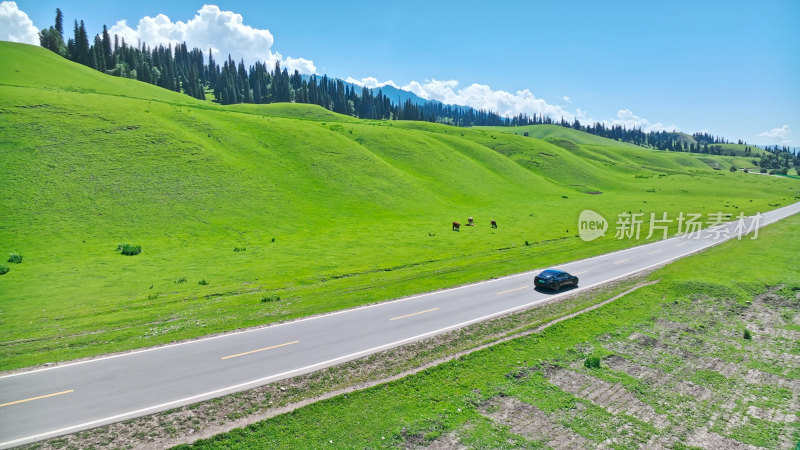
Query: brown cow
xmin=491 ymin=220 xmax=497 ymax=229
xmin=452 ymin=221 xmax=460 ymax=231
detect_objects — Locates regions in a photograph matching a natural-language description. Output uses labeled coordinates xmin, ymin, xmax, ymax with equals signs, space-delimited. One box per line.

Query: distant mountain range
xmin=339 ymin=79 xmax=473 ymax=112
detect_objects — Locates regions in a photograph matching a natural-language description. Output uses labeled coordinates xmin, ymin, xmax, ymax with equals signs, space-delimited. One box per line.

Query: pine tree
xmin=69 ymin=20 xmax=92 ymax=67
xmin=55 ymin=8 xmax=63 ymax=36
xmin=39 ymin=10 xmax=66 ymax=56
xmin=207 ymin=49 xmax=218 ymax=88
xmin=101 ymin=25 xmax=112 ymax=70
xmin=93 ymin=35 xmax=104 ymax=72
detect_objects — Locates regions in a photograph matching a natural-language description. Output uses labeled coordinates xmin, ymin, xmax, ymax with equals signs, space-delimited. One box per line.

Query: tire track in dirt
xmin=544 ymin=367 xmax=670 ymax=429
xmin=685 ymin=429 xmax=761 ymax=450
xmin=478 ymin=397 xmax=592 ymax=449
xmin=600 ymin=289 xmax=799 ymax=448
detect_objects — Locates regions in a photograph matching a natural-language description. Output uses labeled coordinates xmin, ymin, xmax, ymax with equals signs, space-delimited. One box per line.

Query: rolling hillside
xmin=476 ymin=124 xmax=644 ymax=148
xmin=0 ymin=42 xmax=797 ymax=369
xmin=480 ymin=124 xmax=767 ymax=169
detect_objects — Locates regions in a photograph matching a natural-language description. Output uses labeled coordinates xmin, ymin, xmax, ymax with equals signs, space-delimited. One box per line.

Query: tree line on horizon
xmin=757 ymin=145 xmax=800 ymax=174
xmin=37 ymin=9 xmax=508 ymax=124
xmin=37 ymin=8 xmax=792 ymax=156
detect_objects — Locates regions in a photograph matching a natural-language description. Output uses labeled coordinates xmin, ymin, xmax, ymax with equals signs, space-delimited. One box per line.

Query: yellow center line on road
xmin=648 ymin=249 xmax=662 ymax=255
xmin=613 ymin=258 xmax=630 ymax=264
xmin=390 ymin=307 xmax=440 ymax=321
xmin=497 ymin=286 xmax=528 ymax=295
xmin=677 ymin=242 xmax=688 ymax=247
xmin=221 ymin=340 xmax=300 ymax=360
xmin=0 ymin=390 xmax=74 ymax=408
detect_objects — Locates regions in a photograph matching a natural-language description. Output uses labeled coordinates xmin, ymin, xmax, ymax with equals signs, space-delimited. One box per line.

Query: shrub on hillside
xmin=730 ymin=166 xmax=737 ymax=172
xmin=584 ymin=355 xmax=602 ymax=369
xmin=260 ymin=294 xmax=280 ymax=303
xmin=117 ymin=243 xmax=142 ymax=256
xmin=8 ymin=253 xmax=22 ymax=264
xmin=743 ymin=328 xmax=752 ymax=340
xmin=198 ymin=279 xmax=208 ymax=285
xmin=0 ymin=265 xmax=9 ymax=275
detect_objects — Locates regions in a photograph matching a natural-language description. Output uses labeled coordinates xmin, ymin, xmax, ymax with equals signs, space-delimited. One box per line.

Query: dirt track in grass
xmin=430 ymin=287 xmax=800 ymax=449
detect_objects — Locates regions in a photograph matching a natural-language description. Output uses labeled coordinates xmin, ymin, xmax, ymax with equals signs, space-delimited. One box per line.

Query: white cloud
xmin=345 ymin=76 xmax=398 ymax=89
xmin=371 ymin=78 xmax=683 ymax=133
xmin=0 ymin=1 xmax=39 ymax=45
xmin=348 ymin=77 xmax=686 ymax=135
xmin=570 ymin=108 xmax=678 ymax=132
xmin=401 ymin=79 xmax=574 ymax=120
xmin=757 ymin=125 xmax=791 ymax=144
xmin=108 ymin=20 xmax=137 ymax=46
xmin=109 ymin=5 xmax=315 ymax=74
xmin=563 ymin=96 xmax=571 ymax=103
xmin=283 ymin=56 xmax=316 ymax=75
xmin=602 ymin=108 xmax=678 ymax=132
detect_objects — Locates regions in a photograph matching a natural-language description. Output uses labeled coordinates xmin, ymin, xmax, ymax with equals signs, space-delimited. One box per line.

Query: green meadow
xmin=478 ymin=124 xmax=772 ymax=172
xmin=0 ymin=42 xmax=797 ymax=370
xmin=179 ymin=206 xmax=800 ymax=449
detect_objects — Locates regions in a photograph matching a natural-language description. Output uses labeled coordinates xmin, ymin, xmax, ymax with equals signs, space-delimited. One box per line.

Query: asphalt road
xmin=1 ymin=203 xmax=799 ymax=448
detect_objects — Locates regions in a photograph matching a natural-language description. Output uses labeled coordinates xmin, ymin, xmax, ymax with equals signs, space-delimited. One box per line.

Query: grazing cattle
xmin=467 ymin=217 xmax=474 ymax=226
xmin=452 ymin=221 xmax=460 ymax=231
xmin=491 ymin=220 xmax=497 ymax=229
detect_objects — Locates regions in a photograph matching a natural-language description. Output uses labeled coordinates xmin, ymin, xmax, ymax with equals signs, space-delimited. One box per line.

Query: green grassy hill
xmin=0 ymin=42 xmax=797 ymax=369
xmin=476 ymin=124 xmax=643 ymax=148
xmin=675 ymin=131 xmax=766 ymax=157
xmin=481 ymin=124 xmax=766 ymax=169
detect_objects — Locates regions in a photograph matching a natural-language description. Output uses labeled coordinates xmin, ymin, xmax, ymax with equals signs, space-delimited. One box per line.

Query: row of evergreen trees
xmin=692 ymin=132 xmax=730 ymax=145
xmin=38 ymin=9 xmax=511 ymax=125
xmin=207 ymin=55 xmax=510 ymax=124
xmin=39 ymin=8 xmax=760 ymax=150
xmin=757 ymin=146 xmax=800 ymax=173
xmin=532 ymin=117 xmax=744 ymax=153
xmin=39 ymin=10 xmax=207 ymax=100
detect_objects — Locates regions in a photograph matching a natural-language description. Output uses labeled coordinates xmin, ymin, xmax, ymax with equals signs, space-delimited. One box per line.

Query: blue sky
xmin=7 ymin=0 xmax=799 ymax=145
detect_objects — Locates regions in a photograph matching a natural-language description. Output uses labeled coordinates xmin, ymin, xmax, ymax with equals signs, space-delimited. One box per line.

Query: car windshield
xmin=538 ymin=270 xmax=561 ymax=279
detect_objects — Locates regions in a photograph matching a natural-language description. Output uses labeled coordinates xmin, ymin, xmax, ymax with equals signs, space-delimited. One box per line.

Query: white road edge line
xmin=4 ymin=207 xmax=796 ymax=448
xmin=0 ymin=205 xmax=795 ymax=381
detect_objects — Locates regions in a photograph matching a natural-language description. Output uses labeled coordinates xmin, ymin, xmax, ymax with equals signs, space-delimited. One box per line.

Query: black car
xmin=534 ymin=269 xmax=578 ymax=291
